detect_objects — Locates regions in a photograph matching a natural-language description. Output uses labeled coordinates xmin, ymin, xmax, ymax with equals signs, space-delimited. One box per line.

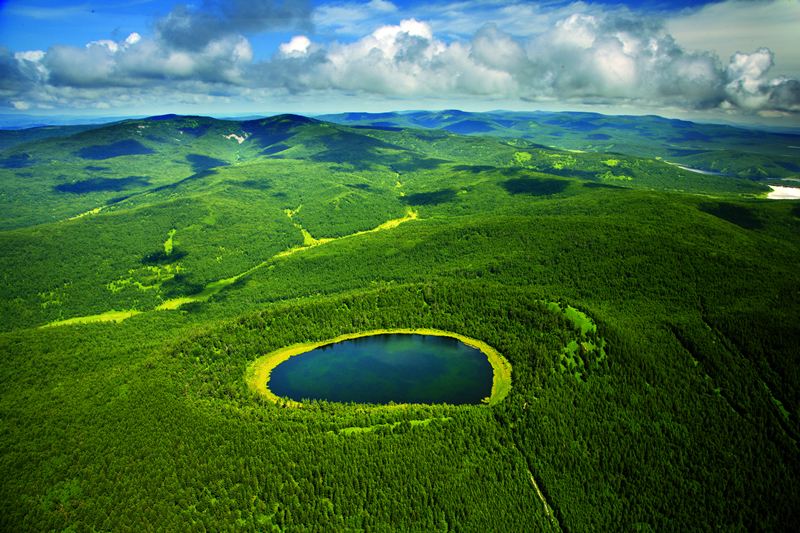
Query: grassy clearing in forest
xmin=300 ymin=228 xmax=332 ymax=246
xmin=163 ymin=229 xmax=176 ymax=255
xmin=41 ymin=309 xmax=141 ymax=327
xmin=562 ymin=305 xmax=597 ymax=335
xmin=155 ymin=274 xmax=241 ymax=310
xmin=50 ymin=208 xmax=421 ymax=319
xmin=546 ymin=302 xmax=606 ymax=380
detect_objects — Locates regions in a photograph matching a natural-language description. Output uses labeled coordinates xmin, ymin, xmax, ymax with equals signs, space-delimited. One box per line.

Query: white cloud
xmin=724 ymin=48 xmax=799 ymax=112
xmin=280 ymin=36 xmax=311 ymax=57
xmin=125 ymin=33 xmax=142 ymax=46
xmin=594 ymin=40 xmax=637 ymax=92
xmin=313 ymin=0 xmax=398 ymax=35
xmin=41 ymin=30 xmax=254 ymax=88
xmin=6 ymin=3 xmax=89 ymax=20
xmin=45 ymin=43 xmax=119 ymax=87
xmin=2 ymin=2 xmax=798 ymax=121
xmin=369 ymin=0 xmax=397 ymax=13
xmin=471 ymin=25 xmax=526 ymax=72
xmin=14 ymin=50 xmax=45 ymax=62
xmin=728 ymin=48 xmax=774 ymax=96
xmin=404 ymin=1 xmax=582 ymax=38
xmin=315 ymin=18 xmax=513 ymax=97
xmin=553 ymin=14 xmax=598 ymax=49
xmin=667 ymin=0 xmax=800 ymax=78
xmin=87 ymin=40 xmax=120 ymax=54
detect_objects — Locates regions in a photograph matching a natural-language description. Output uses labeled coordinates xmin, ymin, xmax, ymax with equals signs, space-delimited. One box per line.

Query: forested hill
xmin=321 ymin=109 xmax=800 ymax=179
xmin=0 ymin=112 xmax=783 ymax=231
xmin=1 ymin=111 xmax=799 ymax=530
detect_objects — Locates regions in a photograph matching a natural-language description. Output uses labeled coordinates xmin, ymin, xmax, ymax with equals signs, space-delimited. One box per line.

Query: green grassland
xmin=1 ymin=112 xmax=799 ymax=530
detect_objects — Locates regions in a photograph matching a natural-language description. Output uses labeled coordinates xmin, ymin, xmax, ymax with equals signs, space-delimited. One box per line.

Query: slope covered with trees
xmin=1 ymin=112 xmax=798 ymax=530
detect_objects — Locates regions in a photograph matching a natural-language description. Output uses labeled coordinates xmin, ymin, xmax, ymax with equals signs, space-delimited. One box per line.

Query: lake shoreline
xmin=245 ymin=328 xmax=512 ymax=408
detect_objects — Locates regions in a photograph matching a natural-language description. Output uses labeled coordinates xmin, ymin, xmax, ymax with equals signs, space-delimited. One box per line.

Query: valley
xmin=0 ymin=111 xmax=799 ymax=531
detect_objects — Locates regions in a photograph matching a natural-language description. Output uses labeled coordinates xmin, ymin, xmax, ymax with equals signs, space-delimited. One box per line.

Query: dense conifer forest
xmin=1 ymin=112 xmax=799 ymax=530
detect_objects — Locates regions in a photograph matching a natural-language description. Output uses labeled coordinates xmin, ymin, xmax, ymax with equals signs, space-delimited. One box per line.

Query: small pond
xmin=268 ymin=333 xmax=494 ymax=404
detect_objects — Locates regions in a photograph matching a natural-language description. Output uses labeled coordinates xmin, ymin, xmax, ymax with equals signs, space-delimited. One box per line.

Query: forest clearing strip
xmin=245 ymin=328 xmax=512 ymax=407
xmin=506 ymin=433 xmax=562 ymax=531
xmin=67 ymin=206 xmax=104 ymax=220
xmin=526 ymin=470 xmax=562 ymax=531
xmin=698 ymin=317 xmax=800 ymax=449
xmin=43 ymin=209 xmax=420 ymax=325
xmin=41 ymin=309 xmax=141 ymax=328
xmin=160 ymin=208 xmax=418 ymax=308
xmin=668 ymin=325 xmax=743 ymax=418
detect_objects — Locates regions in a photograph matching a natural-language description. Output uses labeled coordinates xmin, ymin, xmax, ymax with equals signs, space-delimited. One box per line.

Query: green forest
xmin=1 ymin=112 xmax=799 ymax=530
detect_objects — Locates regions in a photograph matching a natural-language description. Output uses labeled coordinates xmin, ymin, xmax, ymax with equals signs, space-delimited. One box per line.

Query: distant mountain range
xmin=2 ymin=110 xmax=792 ymax=232
xmin=3 ymin=110 xmax=798 ymax=181
xmin=320 ymin=110 xmax=800 ymax=179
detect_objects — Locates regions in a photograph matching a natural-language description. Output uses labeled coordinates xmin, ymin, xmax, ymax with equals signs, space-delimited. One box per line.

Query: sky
xmin=1 ymin=0 xmax=799 ymax=126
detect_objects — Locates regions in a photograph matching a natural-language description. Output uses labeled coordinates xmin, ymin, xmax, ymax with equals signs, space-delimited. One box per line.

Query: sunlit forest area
xmin=1 ymin=111 xmax=799 ymax=530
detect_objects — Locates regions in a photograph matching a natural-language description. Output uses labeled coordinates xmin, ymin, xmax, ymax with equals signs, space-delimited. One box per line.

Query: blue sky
xmin=1 ymin=0 xmax=798 ymax=125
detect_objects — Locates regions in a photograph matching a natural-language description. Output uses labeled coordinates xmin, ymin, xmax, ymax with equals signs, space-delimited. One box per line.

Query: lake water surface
xmin=268 ymin=333 xmax=493 ymax=404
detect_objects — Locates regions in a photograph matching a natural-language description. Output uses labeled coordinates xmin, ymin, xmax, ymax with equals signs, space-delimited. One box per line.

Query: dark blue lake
xmin=268 ymin=334 xmax=493 ymax=404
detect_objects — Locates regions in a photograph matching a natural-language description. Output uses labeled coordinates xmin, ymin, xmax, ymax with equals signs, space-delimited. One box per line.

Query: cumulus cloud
xmin=726 ymin=48 xmax=776 ymax=110
xmin=156 ymin=0 xmax=312 ymax=51
xmin=311 ymin=19 xmax=514 ymax=96
xmin=1 ymin=1 xmax=798 ymax=120
xmin=40 ymin=31 xmax=253 ymax=89
xmin=518 ymin=12 xmax=726 ymax=106
xmin=125 ymin=33 xmax=142 ymax=47
xmin=280 ymin=35 xmax=312 ymax=57
xmin=725 ymin=48 xmax=800 ymax=112
xmin=4 ymin=1 xmax=309 ymax=107
xmin=0 ymin=48 xmax=26 ymax=93
xmin=667 ymin=0 xmax=800 ymax=78
xmin=1 ymin=47 xmax=46 ymax=96
xmin=266 ymin=11 xmax=797 ymax=115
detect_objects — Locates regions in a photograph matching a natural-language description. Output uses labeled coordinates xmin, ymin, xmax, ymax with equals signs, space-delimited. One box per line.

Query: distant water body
xmin=768 ymin=185 xmax=800 ymax=200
